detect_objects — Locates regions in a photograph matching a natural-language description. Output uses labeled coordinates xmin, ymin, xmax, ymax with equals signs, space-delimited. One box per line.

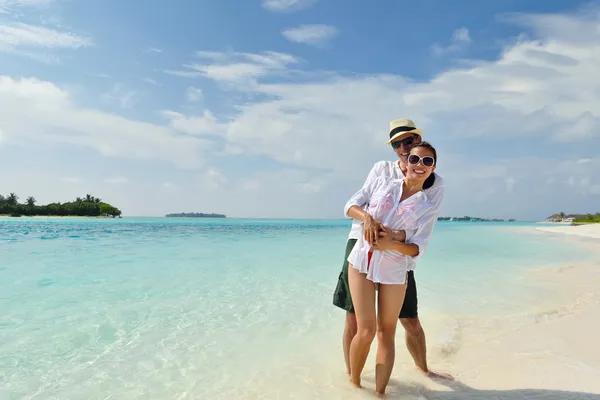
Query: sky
xmin=1 ymin=0 xmax=599 ymax=220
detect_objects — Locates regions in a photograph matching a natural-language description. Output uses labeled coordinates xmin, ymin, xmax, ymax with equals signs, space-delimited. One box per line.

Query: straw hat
xmin=385 ymin=118 xmax=422 ymax=144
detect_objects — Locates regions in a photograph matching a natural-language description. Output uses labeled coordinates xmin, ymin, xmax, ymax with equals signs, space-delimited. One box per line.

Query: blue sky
xmin=1 ymin=0 xmax=599 ymax=220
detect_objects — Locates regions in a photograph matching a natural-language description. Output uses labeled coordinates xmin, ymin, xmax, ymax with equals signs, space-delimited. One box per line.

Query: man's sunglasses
xmin=408 ymin=154 xmax=435 ymax=167
xmin=391 ymin=136 xmax=417 ymax=149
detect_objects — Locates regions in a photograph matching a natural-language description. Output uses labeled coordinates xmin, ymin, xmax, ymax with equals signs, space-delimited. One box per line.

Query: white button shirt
xmin=344 ymin=160 xmax=444 ymax=275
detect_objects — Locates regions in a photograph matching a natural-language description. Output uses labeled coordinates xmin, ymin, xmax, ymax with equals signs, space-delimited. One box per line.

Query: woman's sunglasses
xmin=391 ymin=136 xmax=416 ymax=149
xmin=408 ymin=154 xmax=435 ymax=167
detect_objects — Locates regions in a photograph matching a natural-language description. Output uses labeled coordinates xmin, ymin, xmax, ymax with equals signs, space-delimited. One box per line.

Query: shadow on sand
xmin=376 ymin=378 xmax=600 ymax=399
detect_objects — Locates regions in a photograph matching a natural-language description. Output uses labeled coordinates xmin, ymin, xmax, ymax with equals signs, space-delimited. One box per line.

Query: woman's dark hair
xmin=409 ymin=141 xmax=437 ymax=190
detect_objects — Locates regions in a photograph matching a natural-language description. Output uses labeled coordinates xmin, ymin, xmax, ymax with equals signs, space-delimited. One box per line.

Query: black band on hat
xmin=389 ymin=126 xmax=417 ymax=138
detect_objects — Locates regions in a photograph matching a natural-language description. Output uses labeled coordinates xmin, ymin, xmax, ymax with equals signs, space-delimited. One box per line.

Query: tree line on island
xmin=0 ymin=193 xmax=122 ymax=218
xmin=547 ymin=212 xmax=600 ymax=223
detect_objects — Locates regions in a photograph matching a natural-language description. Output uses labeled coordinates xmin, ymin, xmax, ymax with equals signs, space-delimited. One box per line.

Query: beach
xmin=1 ymin=218 xmax=599 ymax=399
xmin=536 ymin=223 xmax=600 ymax=240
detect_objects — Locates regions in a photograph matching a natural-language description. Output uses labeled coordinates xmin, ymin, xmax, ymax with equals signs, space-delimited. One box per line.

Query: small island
xmin=165 ymin=212 xmax=226 ymax=218
xmin=438 ymin=216 xmax=516 ymax=222
xmin=0 ymin=193 xmax=122 ymax=218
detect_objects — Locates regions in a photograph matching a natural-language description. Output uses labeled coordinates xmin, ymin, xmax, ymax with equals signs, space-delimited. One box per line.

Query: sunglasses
xmin=391 ymin=135 xmax=416 ymax=149
xmin=408 ymin=154 xmax=435 ymax=167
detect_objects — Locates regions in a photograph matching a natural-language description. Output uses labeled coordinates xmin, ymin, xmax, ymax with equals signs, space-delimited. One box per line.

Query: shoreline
xmin=534 ymin=223 xmax=600 ymax=240
xmin=413 ymin=227 xmax=600 ymax=398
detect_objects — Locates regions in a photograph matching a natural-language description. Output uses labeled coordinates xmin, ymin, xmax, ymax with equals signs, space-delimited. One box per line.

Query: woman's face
xmin=406 ymin=146 xmax=436 ymax=183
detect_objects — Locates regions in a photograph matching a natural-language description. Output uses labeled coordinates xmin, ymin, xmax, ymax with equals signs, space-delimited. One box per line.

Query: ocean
xmin=0 ymin=217 xmax=591 ymax=399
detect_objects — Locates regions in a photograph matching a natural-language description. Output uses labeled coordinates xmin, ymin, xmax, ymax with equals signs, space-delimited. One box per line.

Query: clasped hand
xmin=363 ymin=215 xmax=397 ymax=250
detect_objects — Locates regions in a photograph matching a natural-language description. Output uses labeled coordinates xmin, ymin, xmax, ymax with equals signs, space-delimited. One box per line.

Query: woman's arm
xmin=407 ymin=188 xmax=445 ymax=260
xmin=376 ymin=188 xmax=446 ymax=256
xmin=375 ymin=233 xmax=419 ymax=256
xmin=347 ymin=205 xmax=383 ymax=245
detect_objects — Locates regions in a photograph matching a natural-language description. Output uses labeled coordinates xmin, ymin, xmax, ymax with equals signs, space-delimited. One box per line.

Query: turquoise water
xmin=0 ymin=217 xmax=585 ymax=399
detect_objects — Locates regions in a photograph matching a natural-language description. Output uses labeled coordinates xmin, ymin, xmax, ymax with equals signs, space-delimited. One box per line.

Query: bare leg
xmin=343 ymin=311 xmax=357 ymax=376
xmin=400 ymin=318 xmax=454 ymax=380
xmin=347 ymin=265 xmax=376 ymax=388
xmin=375 ymin=283 xmax=406 ymax=395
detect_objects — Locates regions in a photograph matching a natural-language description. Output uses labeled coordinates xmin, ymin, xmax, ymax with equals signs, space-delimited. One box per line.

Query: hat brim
xmin=386 ymin=129 xmax=422 ymax=144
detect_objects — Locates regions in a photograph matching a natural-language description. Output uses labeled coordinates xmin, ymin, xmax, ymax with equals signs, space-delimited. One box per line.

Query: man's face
xmin=391 ymin=134 xmax=422 ymax=162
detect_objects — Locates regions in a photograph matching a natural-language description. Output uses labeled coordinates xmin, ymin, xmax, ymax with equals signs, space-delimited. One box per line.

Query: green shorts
xmin=332 ymin=238 xmax=419 ymax=319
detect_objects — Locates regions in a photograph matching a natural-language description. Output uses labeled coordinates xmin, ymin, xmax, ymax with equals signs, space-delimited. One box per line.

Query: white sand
xmin=426 ymin=261 xmax=600 ymax=399
xmin=536 ymin=223 xmax=600 ymax=239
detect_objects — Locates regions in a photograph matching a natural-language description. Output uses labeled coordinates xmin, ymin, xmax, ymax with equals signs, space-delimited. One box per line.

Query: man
xmin=333 ymin=118 xmax=452 ymax=379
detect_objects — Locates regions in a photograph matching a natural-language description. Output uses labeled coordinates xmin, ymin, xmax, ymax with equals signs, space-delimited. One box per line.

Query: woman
xmin=343 ymin=142 xmax=441 ymax=395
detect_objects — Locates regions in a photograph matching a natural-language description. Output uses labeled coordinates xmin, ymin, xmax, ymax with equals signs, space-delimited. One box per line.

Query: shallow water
xmin=0 ymin=217 xmax=587 ymax=399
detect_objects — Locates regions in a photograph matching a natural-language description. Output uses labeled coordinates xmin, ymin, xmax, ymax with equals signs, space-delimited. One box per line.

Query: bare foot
xmin=422 ymin=369 xmax=455 ymax=380
xmin=350 ymin=376 xmax=361 ymax=389
xmin=374 ymin=390 xmax=386 ymax=398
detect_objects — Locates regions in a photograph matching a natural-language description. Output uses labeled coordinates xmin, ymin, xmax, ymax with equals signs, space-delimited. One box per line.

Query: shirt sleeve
xmin=343 ymin=163 xmax=383 ymax=218
xmin=406 ymin=184 xmax=445 ymax=260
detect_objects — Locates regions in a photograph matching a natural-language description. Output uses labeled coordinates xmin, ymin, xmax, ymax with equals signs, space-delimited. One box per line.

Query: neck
xmin=397 ymin=160 xmax=407 ymax=175
xmin=403 ymin=177 xmax=424 ymax=193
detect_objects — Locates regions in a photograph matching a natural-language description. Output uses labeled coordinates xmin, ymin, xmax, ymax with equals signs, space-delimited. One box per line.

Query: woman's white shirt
xmin=344 ymin=174 xmax=442 ymax=284
xmin=344 ymin=160 xmax=444 ymax=273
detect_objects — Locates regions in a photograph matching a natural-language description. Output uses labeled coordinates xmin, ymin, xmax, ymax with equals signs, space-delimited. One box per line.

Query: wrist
xmin=392 ymin=230 xmax=406 ymax=241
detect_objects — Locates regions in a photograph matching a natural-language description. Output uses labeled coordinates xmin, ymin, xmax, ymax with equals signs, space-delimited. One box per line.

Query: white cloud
xmin=0 ymin=0 xmax=53 ymax=13
xmin=282 ymin=24 xmax=338 ymax=46
xmin=0 ymin=22 xmax=91 ymax=49
xmin=505 ymin=177 xmax=516 ymax=193
xmin=431 ymin=27 xmax=472 ymax=56
xmin=159 ymin=6 xmax=600 ymax=219
xmin=101 ymin=84 xmax=137 ymax=109
xmin=0 ymin=76 xmax=211 ymax=169
xmin=186 ymin=86 xmax=203 ymax=102
xmin=204 ymin=167 xmax=228 ymax=188
xmin=104 ymin=177 xmax=129 ymax=184
xmin=240 ymin=180 xmax=260 ymax=191
xmin=166 ymin=51 xmax=299 ymax=83
xmin=61 ymin=177 xmax=82 ymax=184
xmin=261 ymin=0 xmax=317 ymax=13
xmin=141 ymin=77 xmax=160 ymax=86
xmin=161 ymin=110 xmax=225 ymax=136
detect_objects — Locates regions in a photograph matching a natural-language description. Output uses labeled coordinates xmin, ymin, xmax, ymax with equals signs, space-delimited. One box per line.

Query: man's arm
xmin=343 ymin=162 xmax=382 ymax=218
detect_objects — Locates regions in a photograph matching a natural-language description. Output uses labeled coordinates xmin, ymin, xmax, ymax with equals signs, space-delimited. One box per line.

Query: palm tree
xmin=0 ymin=194 xmax=5 ymax=204
xmin=26 ymin=196 xmax=36 ymax=207
xmin=85 ymin=194 xmax=93 ymax=202
xmin=7 ymin=193 xmax=18 ymax=206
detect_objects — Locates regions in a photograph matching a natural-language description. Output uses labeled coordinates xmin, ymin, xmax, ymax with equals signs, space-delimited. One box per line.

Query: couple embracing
xmin=333 ymin=118 xmax=452 ymax=395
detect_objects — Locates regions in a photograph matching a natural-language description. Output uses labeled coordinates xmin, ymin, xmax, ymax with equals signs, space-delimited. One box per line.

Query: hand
xmin=379 ymin=227 xmax=406 ymax=242
xmin=374 ymin=231 xmax=395 ymax=251
xmin=363 ymin=214 xmax=383 ymax=246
